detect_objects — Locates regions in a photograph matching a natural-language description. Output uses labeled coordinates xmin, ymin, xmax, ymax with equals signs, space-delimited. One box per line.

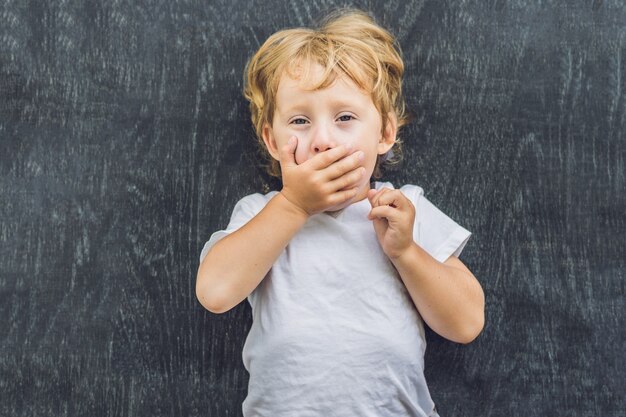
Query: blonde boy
xmin=197 ymin=8 xmax=484 ymax=417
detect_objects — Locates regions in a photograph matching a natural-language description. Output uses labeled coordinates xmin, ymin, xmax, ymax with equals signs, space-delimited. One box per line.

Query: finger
xmin=375 ymin=190 xmax=406 ymax=209
xmin=278 ymin=136 xmax=298 ymax=168
xmin=369 ymin=187 xmax=390 ymax=208
xmin=308 ymin=143 xmax=353 ymax=170
xmin=367 ymin=204 xmax=398 ymax=220
xmin=327 ymin=165 xmax=366 ymax=192
xmin=329 ymin=186 xmax=360 ymax=205
xmin=367 ymin=188 xmax=378 ymax=201
xmin=371 ymin=214 xmax=387 ymax=240
xmin=323 ymin=149 xmax=365 ymax=181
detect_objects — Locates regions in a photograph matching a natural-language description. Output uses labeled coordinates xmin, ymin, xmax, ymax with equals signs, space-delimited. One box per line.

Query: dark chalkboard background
xmin=1 ymin=1 xmax=624 ymax=416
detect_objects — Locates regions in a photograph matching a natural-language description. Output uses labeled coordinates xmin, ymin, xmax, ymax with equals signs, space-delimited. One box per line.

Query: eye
xmin=290 ymin=118 xmax=308 ymax=125
xmin=337 ymin=114 xmax=355 ymax=122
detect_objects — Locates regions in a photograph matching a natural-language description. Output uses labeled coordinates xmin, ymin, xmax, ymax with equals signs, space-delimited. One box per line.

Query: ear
xmin=261 ymin=122 xmax=280 ymax=161
xmin=377 ymin=111 xmax=398 ymax=155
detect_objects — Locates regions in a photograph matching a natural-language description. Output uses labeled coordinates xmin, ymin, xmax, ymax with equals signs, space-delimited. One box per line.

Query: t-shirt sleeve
xmin=198 ymin=193 xmax=269 ymax=265
xmin=401 ymin=184 xmax=472 ymax=263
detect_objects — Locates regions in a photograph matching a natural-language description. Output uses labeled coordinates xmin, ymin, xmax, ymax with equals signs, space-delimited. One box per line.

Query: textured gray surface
xmin=1 ymin=1 xmax=624 ymax=416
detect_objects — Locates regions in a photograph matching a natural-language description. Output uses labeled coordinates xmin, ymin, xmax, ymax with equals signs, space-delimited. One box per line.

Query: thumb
xmin=367 ymin=188 xmax=378 ymax=205
xmin=279 ymin=136 xmax=298 ymax=168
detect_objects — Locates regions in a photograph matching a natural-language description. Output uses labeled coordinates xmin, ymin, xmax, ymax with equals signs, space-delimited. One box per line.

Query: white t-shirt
xmin=199 ymin=181 xmax=472 ymax=417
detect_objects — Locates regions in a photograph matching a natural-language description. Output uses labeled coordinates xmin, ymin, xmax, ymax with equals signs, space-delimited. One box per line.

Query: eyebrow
xmin=280 ymin=99 xmax=363 ymax=113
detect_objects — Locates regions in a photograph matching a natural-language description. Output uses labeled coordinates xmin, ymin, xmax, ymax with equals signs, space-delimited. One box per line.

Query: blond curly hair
xmin=243 ymin=8 xmax=409 ymax=179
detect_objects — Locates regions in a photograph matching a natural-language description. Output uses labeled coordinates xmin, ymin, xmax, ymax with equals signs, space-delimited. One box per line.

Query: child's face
xmin=262 ymin=63 xmax=396 ymax=203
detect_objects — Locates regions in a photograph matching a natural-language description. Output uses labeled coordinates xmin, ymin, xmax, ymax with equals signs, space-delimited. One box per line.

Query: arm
xmin=196 ymin=192 xmax=308 ymax=313
xmin=367 ymin=188 xmax=485 ymax=344
xmin=196 ymin=137 xmax=364 ymax=314
xmin=391 ymin=249 xmax=485 ymax=344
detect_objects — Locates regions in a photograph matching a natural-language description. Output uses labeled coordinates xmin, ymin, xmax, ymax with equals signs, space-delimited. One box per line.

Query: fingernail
xmin=357 ymin=151 xmax=365 ymax=161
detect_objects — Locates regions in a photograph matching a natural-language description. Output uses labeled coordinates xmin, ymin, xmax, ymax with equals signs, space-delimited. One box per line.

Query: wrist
xmin=276 ymin=191 xmax=310 ymax=221
xmin=388 ymin=242 xmax=417 ymax=265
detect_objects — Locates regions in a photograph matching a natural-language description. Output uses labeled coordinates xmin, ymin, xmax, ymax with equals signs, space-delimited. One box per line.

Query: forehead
xmin=275 ymin=64 xmax=373 ymax=110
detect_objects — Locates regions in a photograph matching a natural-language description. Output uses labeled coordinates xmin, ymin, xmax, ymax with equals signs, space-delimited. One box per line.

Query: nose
xmin=310 ymin=124 xmax=335 ymax=154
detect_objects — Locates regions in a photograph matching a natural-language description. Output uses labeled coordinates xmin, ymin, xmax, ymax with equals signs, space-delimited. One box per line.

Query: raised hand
xmin=367 ymin=187 xmax=416 ymax=259
xmin=279 ymin=136 xmax=366 ymax=216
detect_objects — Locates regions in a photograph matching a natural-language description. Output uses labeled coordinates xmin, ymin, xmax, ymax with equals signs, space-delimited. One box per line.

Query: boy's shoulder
xmin=235 ymin=189 xmax=279 ymax=210
xmin=223 ymin=189 xmax=280 ymax=226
